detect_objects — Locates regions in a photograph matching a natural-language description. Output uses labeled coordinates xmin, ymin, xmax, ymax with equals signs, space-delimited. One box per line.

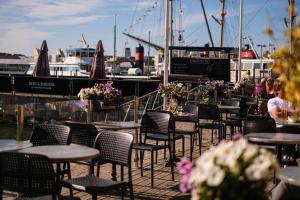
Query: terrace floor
xmin=3 ymin=122 xmax=276 ymax=200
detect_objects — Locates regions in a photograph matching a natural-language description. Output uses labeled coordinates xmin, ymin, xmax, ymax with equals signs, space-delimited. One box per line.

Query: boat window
xmin=89 ymin=52 xmax=94 ymax=57
xmin=81 ymin=51 xmax=88 ymax=57
xmin=75 ymin=52 xmax=80 ymax=57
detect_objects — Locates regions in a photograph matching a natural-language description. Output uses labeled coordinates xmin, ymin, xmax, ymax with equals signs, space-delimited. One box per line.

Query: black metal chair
xmin=243 ymin=117 xmax=277 ymax=153
xmin=132 ymin=110 xmax=178 ymax=188
xmin=29 ymin=124 xmax=71 ymax=180
xmin=175 ymin=104 xmax=199 ymax=161
xmin=60 ymin=131 xmax=134 ymax=200
xmin=30 ymin=124 xmax=71 ymax=147
xmin=65 ymin=121 xmax=103 ymax=176
xmin=243 ymin=117 xmax=276 ymax=135
xmin=219 ymin=99 xmax=241 ymax=140
xmin=0 ymin=152 xmax=79 ymax=200
xmin=198 ymin=104 xmax=224 ymax=154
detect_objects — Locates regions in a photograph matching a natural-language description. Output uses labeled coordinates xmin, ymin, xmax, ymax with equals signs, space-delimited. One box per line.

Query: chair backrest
xmin=197 ymin=104 xmax=220 ymax=121
xmin=93 ymin=131 xmax=133 ymax=167
xmin=141 ymin=110 xmax=175 ymax=135
xmin=65 ymin=121 xmax=99 ymax=147
xmin=30 ymin=124 xmax=71 ymax=146
xmin=243 ymin=118 xmax=276 ymax=135
xmin=0 ymin=152 xmax=56 ymax=198
xmin=219 ymin=99 xmax=240 ymax=107
xmin=175 ymin=104 xmax=199 ymax=123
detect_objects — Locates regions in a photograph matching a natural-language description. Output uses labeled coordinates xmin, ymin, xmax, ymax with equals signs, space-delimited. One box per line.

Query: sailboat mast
xmin=113 ymin=15 xmax=117 ymax=64
xmin=220 ymin=0 xmax=226 ymax=47
xmin=163 ymin=0 xmax=171 ymax=109
xmin=238 ymin=0 xmax=243 ymax=81
xmin=289 ymin=0 xmax=295 ymax=53
xmin=200 ymin=0 xmax=214 ymax=47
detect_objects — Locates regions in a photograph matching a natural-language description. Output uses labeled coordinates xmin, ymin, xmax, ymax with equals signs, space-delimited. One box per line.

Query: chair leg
xmin=163 ymin=141 xmax=167 ymax=160
xmin=199 ymin=129 xmax=202 ymax=155
xmin=121 ymin=166 xmax=124 ymax=181
xmin=151 ymin=150 xmax=154 ymax=188
xmin=129 ymin=183 xmax=134 ymax=200
xmin=92 ymin=193 xmax=97 ymax=200
xmin=156 ymin=140 xmax=158 ymax=164
xmin=169 ymin=146 xmax=175 ymax=181
xmin=190 ymin=134 xmax=193 ymax=161
xmin=140 ymin=150 xmax=144 ymax=177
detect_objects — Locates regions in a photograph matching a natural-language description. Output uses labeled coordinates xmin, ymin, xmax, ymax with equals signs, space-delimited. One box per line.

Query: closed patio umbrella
xmin=90 ymin=40 xmax=105 ymax=79
xmin=33 ymin=40 xmax=50 ymax=77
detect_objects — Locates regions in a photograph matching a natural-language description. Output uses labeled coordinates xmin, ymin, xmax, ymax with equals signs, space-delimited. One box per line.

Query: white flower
xmin=206 ymin=166 xmax=225 ymax=187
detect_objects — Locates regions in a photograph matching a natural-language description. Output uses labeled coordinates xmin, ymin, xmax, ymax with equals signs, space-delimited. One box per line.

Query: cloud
xmin=0 ymin=23 xmax=55 ymax=56
xmin=40 ymin=15 xmax=104 ymax=26
xmin=7 ymin=0 xmax=106 ymax=19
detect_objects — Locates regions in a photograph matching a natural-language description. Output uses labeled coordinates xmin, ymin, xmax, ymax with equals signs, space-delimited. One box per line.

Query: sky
xmin=0 ymin=0 xmax=297 ymax=57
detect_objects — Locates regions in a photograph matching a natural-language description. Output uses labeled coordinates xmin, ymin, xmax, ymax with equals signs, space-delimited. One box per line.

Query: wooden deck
xmin=3 ymin=122 xmax=275 ymax=200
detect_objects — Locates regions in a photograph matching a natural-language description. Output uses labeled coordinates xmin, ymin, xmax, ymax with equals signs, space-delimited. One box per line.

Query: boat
xmin=26 ymin=47 xmax=95 ymax=77
xmin=0 ymin=53 xmax=31 ymax=75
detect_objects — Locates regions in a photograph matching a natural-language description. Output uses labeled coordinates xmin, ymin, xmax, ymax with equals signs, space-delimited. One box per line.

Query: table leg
xmin=134 ymin=128 xmax=139 ymax=168
xmin=111 ymin=163 xmax=117 ymax=181
xmin=56 ymin=163 xmax=62 ymax=195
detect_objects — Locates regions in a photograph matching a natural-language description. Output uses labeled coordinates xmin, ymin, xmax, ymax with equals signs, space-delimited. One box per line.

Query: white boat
xmin=26 ymin=47 xmax=95 ymax=77
xmin=0 ymin=53 xmax=31 ymax=75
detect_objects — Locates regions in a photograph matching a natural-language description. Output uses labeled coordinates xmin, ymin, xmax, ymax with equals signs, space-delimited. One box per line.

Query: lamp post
xmin=257 ymin=44 xmax=267 ymax=79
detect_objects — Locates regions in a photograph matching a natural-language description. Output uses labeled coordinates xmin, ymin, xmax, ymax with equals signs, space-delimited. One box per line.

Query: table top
xmin=277 ymin=167 xmax=300 ymax=186
xmin=92 ymin=121 xmax=141 ymax=130
xmin=245 ymin=133 xmax=300 ymax=145
xmin=276 ymin=119 xmax=300 ymax=127
xmin=18 ymin=144 xmax=99 ymax=163
xmin=217 ymin=105 xmax=240 ymax=114
xmin=0 ymin=139 xmax=32 ymax=152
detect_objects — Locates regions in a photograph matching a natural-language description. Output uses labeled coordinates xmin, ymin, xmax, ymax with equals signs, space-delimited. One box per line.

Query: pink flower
xmin=177 ymin=157 xmax=193 ymax=175
xmin=177 ymin=157 xmax=193 ymax=193
xmin=233 ymin=133 xmax=244 ymax=141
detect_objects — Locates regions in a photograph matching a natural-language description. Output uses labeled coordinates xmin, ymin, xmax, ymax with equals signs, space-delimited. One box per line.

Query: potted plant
xmin=177 ymin=135 xmax=279 ymax=200
xmin=78 ymin=81 xmax=122 ymax=109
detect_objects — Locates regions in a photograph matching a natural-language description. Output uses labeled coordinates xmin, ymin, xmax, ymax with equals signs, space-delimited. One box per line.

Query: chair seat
xmin=132 ymin=143 xmax=167 ymax=151
xmin=17 ymin=195 xmax=81 ymax=200
xmin=198 ymin=123 xmax=222 ymax=129
xmin=223 ymin=119 xmax=241 ymax=126
xmin=175 ymin=128 xmax=197 ymax=134
xmin=61 ymin=175 xmax=128 ymax=193
xmin=146 ymin=133 xmax=184 ymax=141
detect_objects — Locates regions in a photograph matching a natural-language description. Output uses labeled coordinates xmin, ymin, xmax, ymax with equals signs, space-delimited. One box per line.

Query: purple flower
xmin=177 ymin=157 xmax=193 ymax=192
xmin=177 ymin=157 xmax=193 ymax=175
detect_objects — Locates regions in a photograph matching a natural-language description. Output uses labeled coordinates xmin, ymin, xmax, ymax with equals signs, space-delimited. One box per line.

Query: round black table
xmin=92 ymin=121 xmax=141 ymax=131
xmin=245 ymin=133 xmax=300 ymax=165
xmin=18 ymin=144 xmax=99 ymax=163
xmin=276 ymin=119 xmax=300 ymax=128
xmin=217 ymin=105 xmax=240 ymax=113
xmin=277 ymin=167 xmax=300 ymax=186
xmin=0 ymin=139 xmax=32 ymax=152
xmin=19 ymin=144 xmax=99 ymax=193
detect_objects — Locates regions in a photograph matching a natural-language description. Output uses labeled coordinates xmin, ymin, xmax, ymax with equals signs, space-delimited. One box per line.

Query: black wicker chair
xmin=29 ymin=124 xmax=71 ymax=180
xmin=175 ymin=104 xmax=199 ymax=161
xmin=0 ymin=152 xmax=79 ymax=200
xmin=198 ymin=104 xmax=224 ymax=154
xmin=60 ymin=131 xmax=134 ymax=200
xmin=132 ymin=110 xmax=178 ymax=188
xmin=65 ymin=121 xmax=102 ymax=175
xmin=243 ymin=118 xmax=276 ymax=135
xmin=30 ymin=124 xmax=71 ymax=147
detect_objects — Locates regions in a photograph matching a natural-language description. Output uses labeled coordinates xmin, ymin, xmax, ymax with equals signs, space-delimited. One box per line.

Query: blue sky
xmin=0 ymin=0 xmax=296 ymax=57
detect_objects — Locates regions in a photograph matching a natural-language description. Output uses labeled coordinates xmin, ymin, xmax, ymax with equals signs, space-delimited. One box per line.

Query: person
xmin=259 ymin=77 xmax=275 ymax=99
xmin=267 ymin=79 xmax=293 ymax=120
